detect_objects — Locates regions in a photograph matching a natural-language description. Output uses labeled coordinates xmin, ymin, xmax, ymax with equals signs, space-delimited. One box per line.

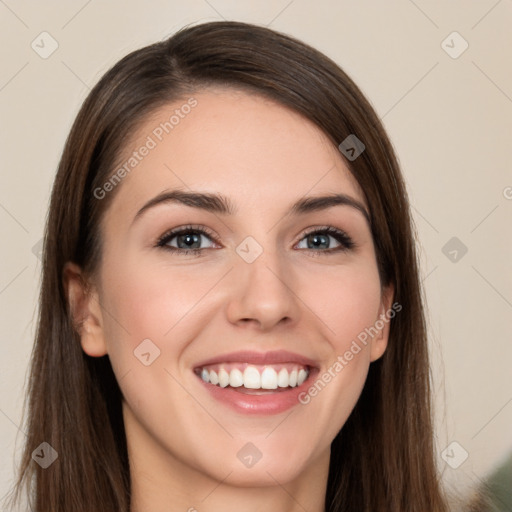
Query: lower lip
xmin=196 ymin=370 xmax=318 ymax=415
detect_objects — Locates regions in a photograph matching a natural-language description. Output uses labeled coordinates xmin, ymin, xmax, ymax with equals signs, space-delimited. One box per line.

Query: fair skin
xmin=64 ymin=88 xmax=393 ymax=512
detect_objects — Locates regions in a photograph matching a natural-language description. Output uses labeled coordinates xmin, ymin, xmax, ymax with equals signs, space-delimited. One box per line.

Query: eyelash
xmin=155 ymin=224 xmax=356 ymax=257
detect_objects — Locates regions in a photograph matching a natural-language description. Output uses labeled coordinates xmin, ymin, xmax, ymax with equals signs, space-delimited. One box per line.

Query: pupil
xmin=309 ymin=234 xmax=329 ymax=249
xmin=179 ymin=233 xmax=200 ymax=249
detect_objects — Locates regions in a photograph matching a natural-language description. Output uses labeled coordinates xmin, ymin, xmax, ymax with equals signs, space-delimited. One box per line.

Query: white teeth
xmin=297 ymin=368 xmax=308 ymax=386
xmin=209 ymin=370 xmax=219 ymax=385
xmin=218 ymin=368 xmax=230 ymax=388
xmin=261 ymin=367 xmax=278 ymax=389
xmin=229 ymin=368 xmax=244 ymax=387
xmin=199 ymin=365 xmax=310 ymax=390
xmin=277 ymin=368 xmax=289 ymax=387
xmin=243 ymin=366 xmax=261 ymax=389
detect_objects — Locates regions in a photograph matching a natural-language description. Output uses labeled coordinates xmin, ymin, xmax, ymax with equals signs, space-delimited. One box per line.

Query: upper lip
xmin=194 ymin=350 xmax=318 ymax=369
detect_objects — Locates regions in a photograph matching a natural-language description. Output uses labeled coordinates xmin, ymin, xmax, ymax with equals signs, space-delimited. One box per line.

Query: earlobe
xmin=62 ymin=262 xmax=108 ymax=357
xmin=369 ymin=283 xmax=395 ymax=362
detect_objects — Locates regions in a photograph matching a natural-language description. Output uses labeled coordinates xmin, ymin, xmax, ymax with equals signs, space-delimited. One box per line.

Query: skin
xmin=64 ymin=88 xmax=394 ymax=512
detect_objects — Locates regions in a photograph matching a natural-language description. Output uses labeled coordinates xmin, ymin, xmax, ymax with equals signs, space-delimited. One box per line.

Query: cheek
xmin=97 ymin=256 xmax=229 ymax=414
xmin=293 ymin=260 xmax=382 ymax=428
xmin=304 ymin=258 xmax=383 ymax=350
xmin=100 ymin=258 xmax=219 ymax=352
xmin=96 ymin=260 xmax=217 ymax=449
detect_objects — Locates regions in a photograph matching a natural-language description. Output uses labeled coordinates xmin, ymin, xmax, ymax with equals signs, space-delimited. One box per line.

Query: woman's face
xmin=68 ymin=88 xmax=393 ymax=494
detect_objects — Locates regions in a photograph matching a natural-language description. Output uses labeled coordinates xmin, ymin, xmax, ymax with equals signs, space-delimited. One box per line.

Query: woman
xmin=8 ymin=20 xmax=454 ymax=511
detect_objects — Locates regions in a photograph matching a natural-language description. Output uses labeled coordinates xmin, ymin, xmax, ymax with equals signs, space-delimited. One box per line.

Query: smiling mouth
xmin=194 ymin=363 xmax=311 ymax=392
xmin=192 ymin=350 xmax=319 ymax=413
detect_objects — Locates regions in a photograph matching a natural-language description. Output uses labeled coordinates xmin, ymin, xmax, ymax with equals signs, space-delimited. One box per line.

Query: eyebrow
xmin=133 ymin=189 xmax=371 ymax=226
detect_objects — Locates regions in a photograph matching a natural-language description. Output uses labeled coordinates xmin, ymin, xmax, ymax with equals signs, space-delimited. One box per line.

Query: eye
xmin=295 ymin=226 xmax=355 ymax=255
xmin=156 ymin=225 xmax=218 ymax=255
xmin=155 ymin=224 xmax=355 ymax=256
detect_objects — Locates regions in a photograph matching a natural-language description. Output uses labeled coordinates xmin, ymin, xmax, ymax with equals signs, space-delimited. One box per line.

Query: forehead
xmin=105 ymin=88 xmax=367 ymax=221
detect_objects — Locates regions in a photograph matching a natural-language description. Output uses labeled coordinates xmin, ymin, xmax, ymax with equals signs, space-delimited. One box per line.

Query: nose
xmin=225 ymin=247 xmax=301 ymax=332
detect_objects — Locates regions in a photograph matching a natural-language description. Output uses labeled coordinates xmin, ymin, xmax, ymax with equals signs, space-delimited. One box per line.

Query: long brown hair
xmin=7 ymin=20 xmax=451 ymax=511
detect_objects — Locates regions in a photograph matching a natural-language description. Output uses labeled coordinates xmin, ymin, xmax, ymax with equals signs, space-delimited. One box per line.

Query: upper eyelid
xmin=157 ymin=224 xmax=218 ymax=244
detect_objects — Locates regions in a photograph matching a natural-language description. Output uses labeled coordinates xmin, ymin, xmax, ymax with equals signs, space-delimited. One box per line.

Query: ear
xmin=369 ymin=283 xmax=395 ymax=363
xmin=62 ymin=262 xmax=108 ymax=357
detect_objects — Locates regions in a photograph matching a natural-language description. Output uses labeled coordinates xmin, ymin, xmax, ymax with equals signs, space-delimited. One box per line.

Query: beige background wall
xmin=1 ymin=0 xmax=511 ymax=506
